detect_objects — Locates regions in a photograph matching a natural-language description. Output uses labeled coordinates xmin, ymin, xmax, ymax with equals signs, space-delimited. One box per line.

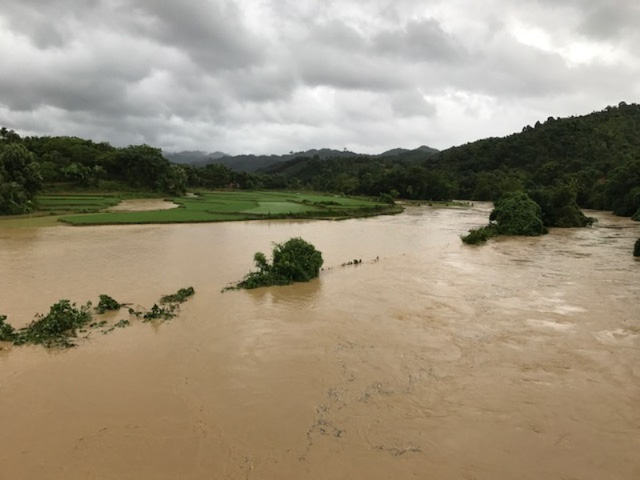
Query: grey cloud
xmin=390 ymin=90 xmax=437 ymax=118
xmin=129 ymin=0 xmax=265 ymax=71
xmin=578 ymin=2 xmax=640 ymax=40
xmin=0 ymin=0 xmax=639 ymax=154
xmin=374 ymin=19 xmax=466 ymax=63
xmin=296 ymin=50 xmax=409 ymax=91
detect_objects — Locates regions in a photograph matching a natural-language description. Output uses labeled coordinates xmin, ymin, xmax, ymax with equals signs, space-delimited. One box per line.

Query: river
xmin=0 ymin=204 xmax=638 ymax=479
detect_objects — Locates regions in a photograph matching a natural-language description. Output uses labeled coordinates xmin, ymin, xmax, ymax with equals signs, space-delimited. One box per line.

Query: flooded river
xmin=0 ymin=204 xmax=638 ymax=479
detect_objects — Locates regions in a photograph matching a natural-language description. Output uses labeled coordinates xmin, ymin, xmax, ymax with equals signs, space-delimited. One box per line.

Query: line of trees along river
xmin=1 ymin=102 xmax=639 ymax=224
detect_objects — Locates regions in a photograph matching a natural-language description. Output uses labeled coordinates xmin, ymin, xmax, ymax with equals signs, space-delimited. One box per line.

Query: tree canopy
xmin=235 ymin=238 xmax=324 ymax=289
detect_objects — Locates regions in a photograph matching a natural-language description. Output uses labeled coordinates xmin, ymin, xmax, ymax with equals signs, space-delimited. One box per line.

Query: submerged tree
xmin=489 ymin=191 xmax=547 ymax=236
xmin=235 ymin=237 xmax=324 ymax=289
xmin=462 ymin=191 xmax=546 ymax=244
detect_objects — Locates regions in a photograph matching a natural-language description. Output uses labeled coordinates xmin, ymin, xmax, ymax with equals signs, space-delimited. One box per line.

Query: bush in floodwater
xmin=15 ymin=300 xmax=93 ymax=348
xmin=237 ymin=237 xmax=323 ymax=289
xmin=461 ymin=225 xmax=499 ymax=245
xmin=95 ymin=294 xmax=121 ymax=314
xmin=634 ymin=238 xmax=640 ymax=257
xmin=490 ymin=191 xmax=547 ymax=236
xmin=160 ymin=286 xmax=195 ymax=304
xmin=461 ymin=191 xmax=546 ymax=246
xmin=0 ymin=315 xmax=17 ymax=341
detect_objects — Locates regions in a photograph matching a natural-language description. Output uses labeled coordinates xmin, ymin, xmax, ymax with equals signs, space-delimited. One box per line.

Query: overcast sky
xmin=1 ymin=0 xmax=638 ymax=155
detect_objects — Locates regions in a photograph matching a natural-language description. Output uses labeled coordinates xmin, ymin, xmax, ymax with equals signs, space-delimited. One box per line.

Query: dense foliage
xmin=0 ymin=315 xmax=16 ymax=341
xmin=95 ymin=294 xmax=122 ymax=314
xmin=490 ymin=192 xmax=547 ymax=236
xmin=236 ymin=238 xmax=324 ymax=289
xmin=0 ymin=287 xmax=196 ymax=349
xmin=1 ymin=102 xmax=638 ymax=222
xmin=259 ymin=103 xmax=640 ymax=220
xmin=430 ymin=102 xmax=640 ymax=219
xmin=14 ymin=300 xmax=93 ymax=348
xmin=0 ymin=130 xmax=42 ymax=214
xmin=462 ymin=192 xmax=546 ymax=244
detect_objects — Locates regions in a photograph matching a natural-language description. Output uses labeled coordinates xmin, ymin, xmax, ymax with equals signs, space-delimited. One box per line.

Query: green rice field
xmin=54 ymin=191 xmax=400 ymax=226
xmin=37 ymin=194 xmax=121 ymax=213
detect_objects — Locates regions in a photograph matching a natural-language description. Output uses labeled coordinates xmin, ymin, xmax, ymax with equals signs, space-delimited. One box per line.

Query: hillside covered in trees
xmin=1 ymin=102 xmax=639 ymax=223
xmin=260 ymin=102 xmax=640 ymax=223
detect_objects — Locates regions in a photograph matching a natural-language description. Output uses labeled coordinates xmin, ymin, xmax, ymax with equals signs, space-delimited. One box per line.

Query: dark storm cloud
xmin=578 ymin=1 xmax=640 ymax=40
xmin=374 ymin=19 xmax=466 ymax=63
xmin=129 ymin=0 xmax=265 ymax=71
xmin=0 ymin=0 xmax=638 ymax=154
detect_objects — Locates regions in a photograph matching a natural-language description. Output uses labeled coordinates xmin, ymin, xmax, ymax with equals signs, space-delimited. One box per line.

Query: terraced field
xmin=56 ymin=191 xmax=399 ymax=225
xmin=37 ymin=194 xmax=121 ymax=213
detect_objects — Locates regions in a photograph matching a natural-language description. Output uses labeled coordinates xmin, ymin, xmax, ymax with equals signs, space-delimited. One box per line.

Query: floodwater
xmin=0 ymin=204 xmax=638 ymax=480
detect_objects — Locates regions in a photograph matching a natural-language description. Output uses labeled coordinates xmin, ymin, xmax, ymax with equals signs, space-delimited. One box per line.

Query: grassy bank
xmin=55 ymin=191 xmax=401 ymax=226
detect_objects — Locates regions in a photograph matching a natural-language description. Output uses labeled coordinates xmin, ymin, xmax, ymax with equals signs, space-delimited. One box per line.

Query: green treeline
xmin=430 ymin=101 xmax=640 ymax=220
xmin=1 ymin=102 xmax=639 ymax=221
xmin=263 ymin=102 xmax=640 ymax=222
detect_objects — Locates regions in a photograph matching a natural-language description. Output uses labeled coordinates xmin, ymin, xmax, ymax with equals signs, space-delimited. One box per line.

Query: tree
xmin=0 ymin=143 xmax=42 ymax=214
xmin=490 ymin=191 xmax=547 ymax=236
xmin=159 ymin=165 xmax=188 ymax=196
xmin=236 ymin=238 xmax=324 ymax=289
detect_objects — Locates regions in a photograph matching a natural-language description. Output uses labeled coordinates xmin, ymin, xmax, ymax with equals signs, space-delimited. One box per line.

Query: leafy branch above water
xmin=228 ymin=237 xmax=323 ymax=290
xmin=0 ymin=287 xmax=195 ymax=349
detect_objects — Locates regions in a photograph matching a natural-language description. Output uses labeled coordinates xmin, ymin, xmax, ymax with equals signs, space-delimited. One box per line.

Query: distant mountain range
xmin=164 ymin=146 xmax=439 ymax=172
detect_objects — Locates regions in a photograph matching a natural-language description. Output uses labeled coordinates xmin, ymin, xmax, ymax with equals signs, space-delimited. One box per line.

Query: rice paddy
xmin=52 ymin=191 xmax=400 ymax=225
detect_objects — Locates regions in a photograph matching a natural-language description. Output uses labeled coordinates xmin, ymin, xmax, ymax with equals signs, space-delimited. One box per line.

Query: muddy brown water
xmin=0 ymin=204 xmax=638 ymax=479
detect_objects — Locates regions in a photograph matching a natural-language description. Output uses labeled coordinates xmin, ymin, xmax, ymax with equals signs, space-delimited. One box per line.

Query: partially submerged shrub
xmin=15 ymin=300 xmax=93 ymax=348
xmin=0 ymin=315 xmax=17 ymax=342
xmin=490 ymin=191 xmax=547 ymax=236
xmin=634 ymin=238 xmax=640 ymax=257
xmin=236 ymin=237 xmax=323 ymax=289
xmin=143 ymin=303 xmax=177 ymax=322
xmin=95 ymin=294 xmax=121 ymax=314
xmin=3 ymin=287 xmax=196 ymax=349
xmin=462 ymin=192 xmax=547 ymax=245
xmin=160 ymin=286 xmax=195 ymax=304
xmin=461 ymin=225 xmax=499 ymax=245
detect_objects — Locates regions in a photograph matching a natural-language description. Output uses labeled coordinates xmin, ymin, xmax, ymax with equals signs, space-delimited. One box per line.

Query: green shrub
xmin=95 ymin=294 xmax=121 ymax=313
xmin=160 ymin=286 xmax=195 ymax=304
xmin=491 ymin=191 xmax=547 ymax=236
xmin=461 ymin=225 xmax=499 ymax=244
xmin=236 ymin=237 xmax=323 ymax=289
xmin=377 ymin=193 xmax=395 ymax=205
xmin=15 ymin=300 xmax=93 ymax=348
xmin=0 ymin=315 xmax=17 ymax=341
xmin=634 ymin=238 xmax=640 ymax=257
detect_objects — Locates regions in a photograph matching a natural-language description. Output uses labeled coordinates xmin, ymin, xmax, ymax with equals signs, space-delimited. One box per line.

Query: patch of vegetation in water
xmin=13 ymin=300 xmax=93 ymax=348
xmin=0 ymin=287 xmax=196 ymax=349
xmin=634 ymin=238 xmax=640 ymax=257
xmin=95 ymin=294 xmax=122 ymax=313
xmin=461 ymin=225 xmax=499 ymax=245
xmin=229 ymin=237 xmax=323 ymax=290
xmin=0 ymin=315 xmax=17 ymax=342
xmin=160 ymin=286 xmax=195 ymax=304
xmin=462 ymin=192 xmax=547 ymax=245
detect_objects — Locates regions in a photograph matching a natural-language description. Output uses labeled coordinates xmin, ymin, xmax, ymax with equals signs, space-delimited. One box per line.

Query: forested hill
xmin=1 ymin=102 xmax=638 ymax=222
xmin=255 ymin=102 xmax=639 ymax=221
xmin=165 ymin=148 xmax=363 ymax=172
xmin=421 ymin=102 xmax=640 ymax=216
xmin=164 ymin=146 xmax=439 ymax=173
